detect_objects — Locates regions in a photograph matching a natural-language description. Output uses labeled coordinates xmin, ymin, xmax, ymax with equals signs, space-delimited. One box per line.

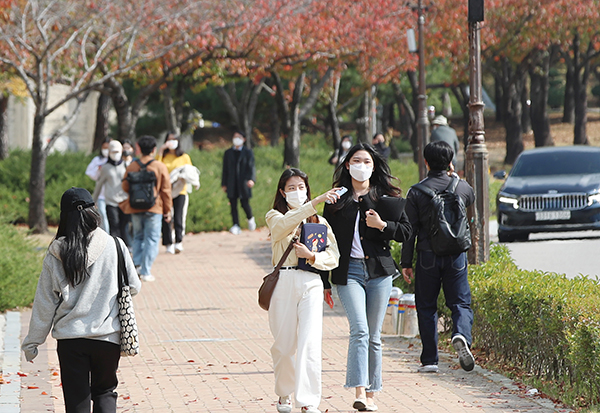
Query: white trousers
xmin=269 ymin=269 xmax=324 ymax=408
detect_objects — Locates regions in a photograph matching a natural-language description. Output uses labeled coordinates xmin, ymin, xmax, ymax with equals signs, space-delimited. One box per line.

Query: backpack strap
xmin=412 ymin=183 xmax=437 ymax=198
xmin=445 ymin=176 xmax=460 ymax=194
xmin=135 ymin=159 xmax=154 ymax=170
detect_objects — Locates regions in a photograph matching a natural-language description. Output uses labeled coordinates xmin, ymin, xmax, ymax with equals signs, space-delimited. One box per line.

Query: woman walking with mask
xmin=266 ymin=168 xmax=341 ymax=413
xmin=323 ymin=144 xmax=411 ymax=412
xmin=22 ymin=187 xmax=141 ymax=413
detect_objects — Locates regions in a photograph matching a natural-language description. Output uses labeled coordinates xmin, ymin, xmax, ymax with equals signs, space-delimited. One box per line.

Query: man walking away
xmin=400 ymin=141 xmax=476 ymax=373
xmin=430 ymin=115 xmax=460 ymax=169
xmin=120 ymin=135 xmax=172 ymax=282
xmin=221 ymin=131 xmax=256 ymax=235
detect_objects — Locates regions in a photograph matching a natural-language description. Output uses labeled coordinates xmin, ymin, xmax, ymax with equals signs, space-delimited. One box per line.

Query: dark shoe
xmin=452 ymin=334 xmax=475 ymax=372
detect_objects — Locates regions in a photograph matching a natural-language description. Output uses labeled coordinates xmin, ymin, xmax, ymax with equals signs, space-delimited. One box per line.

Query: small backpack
xmin=126 ymin=159 xmax=157 ymax=209
xmin=412 ymin=177 xmax=471 ymax=256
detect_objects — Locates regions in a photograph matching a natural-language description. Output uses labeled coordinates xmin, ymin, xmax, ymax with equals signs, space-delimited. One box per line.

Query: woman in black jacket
xmin=323 ymin=143 xmax=411 ymax=412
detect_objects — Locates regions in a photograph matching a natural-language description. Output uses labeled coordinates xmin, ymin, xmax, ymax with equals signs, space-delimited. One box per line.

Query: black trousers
xmin=229 ymin=197 xmax=253 ymax=226
xmin=57 ymin=338 xmax=120 ymax=413
xmin=106 ymin=205 xmax=131 ymax=247
xmin=162 ymin=194 xmax=187 ymax=245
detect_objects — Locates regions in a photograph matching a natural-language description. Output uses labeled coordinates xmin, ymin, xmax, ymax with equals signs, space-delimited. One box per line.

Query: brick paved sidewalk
xmin=11 ymin=228 xmax=571 ymax=412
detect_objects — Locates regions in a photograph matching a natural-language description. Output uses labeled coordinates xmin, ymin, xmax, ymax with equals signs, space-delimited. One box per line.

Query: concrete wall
xmin=6 ymin=86 xmax=99 ymax=154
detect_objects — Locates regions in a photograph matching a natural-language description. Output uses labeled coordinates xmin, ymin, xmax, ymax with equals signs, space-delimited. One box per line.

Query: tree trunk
xmin=284 ymin=72 xmax=305 ymax=167
xmin=272 ymin=71 xmax=291 ymax=138
xmin=573 ymin=52 xmax=590 ymax=145
xmin=270 ymin=97 xmax=281 ymax=146
xmin=328 ymin=76 xmax=342 ymax=152
xmin=0 ymin=95 xmax=8 ymax=160
xmin=502 ymin=72 xmax=524 ymax=165
xmin=529 ymin=53 xmax=553 ymax=147
xmin=441 ymin=91 xmax=453 ymax=118
xmin=392 ymin=82 xmax=417 ymax=161
xmin=563 ymin=55 xmax=575 ymax=124
xmin=163 ymin=82 xmax=180 ymax=135
xmin=357 ymin=91 xmax=369 ymax=143
xmin=93 ymin=92 xmax=111 ymax=151
xmin=494 ymin=74 xmax=503 ymax=122
xmin=107 ymin=79 xmax=134 ymax=141
xmin=28 ymin=113 xmax=48 ymax=233
xmin=521 ymin=79 xmax=531 ymax=134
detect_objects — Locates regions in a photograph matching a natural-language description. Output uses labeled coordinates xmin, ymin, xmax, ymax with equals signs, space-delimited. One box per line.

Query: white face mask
xmin=349 ymin=163 xmax=373 ymax=182
xmin=341 ymin=141 xmax=352 ymax=150
xmin=109 ymin=152 xmax=122 ymax=162
xmin=167 ymin=140 xmax=179 ymax=150
xmin=232 ymin=137 xmax=244 ymax=147
xmin=101 ymin=149 xmax=109 ymax=158
xmin=285 ymin=189 xmax=308 ymax=209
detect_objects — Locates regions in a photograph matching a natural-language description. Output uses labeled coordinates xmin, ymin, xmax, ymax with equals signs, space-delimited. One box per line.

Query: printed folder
xmin=298 ymin=223 xmax=327 ymax=272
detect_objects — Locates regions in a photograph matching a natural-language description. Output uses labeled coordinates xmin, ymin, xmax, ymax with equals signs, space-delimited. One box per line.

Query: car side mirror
xmin=493 ymin=170 xmax=507 ymax=180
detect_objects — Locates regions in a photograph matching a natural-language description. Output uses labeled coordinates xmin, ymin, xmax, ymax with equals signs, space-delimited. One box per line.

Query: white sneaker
xmin=140 ymin=274 xmax=155 ymax=282
xmin=248 ymin=217 xmax=256 ymax=231
xmin=452 ymin=334 xmax=475 ymax=372
xmin=229 ymin=224 xmax=241 ymax=235
xmin=166 ymin=244 xmax=175 ymax=254
xmin=276 ymin=395 xmax=292 ymax=413
xmin=174 ymin=242 xmax=184 ymax=253
xmin=417 ymin=364 xmax=439 ymax=373
xmin=301 ymin=406 xmax=320 ymax=413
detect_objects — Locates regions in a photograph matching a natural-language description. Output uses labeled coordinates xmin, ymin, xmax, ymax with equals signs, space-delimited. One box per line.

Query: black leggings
xmin=229 ymin=197 xmax=253 ymax=226
xmin=105 ymin=205 xmax=131 ymax=247
xmin=162 ymin=194 xmax=187 ymax=245
xmin=57 ymin=338 xmax=120 ymax=413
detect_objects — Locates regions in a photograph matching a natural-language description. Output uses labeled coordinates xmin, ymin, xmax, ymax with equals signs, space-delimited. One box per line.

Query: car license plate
xmin=535 ymin=211 xmax=571 ymax=221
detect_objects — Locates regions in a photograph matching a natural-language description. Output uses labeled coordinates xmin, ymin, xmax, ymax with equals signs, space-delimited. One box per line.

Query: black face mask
xmin=123 ymin=150 xmax=133 ymax=157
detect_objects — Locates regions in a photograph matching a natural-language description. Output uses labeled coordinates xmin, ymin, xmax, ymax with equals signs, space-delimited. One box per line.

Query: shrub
xmin=0 ymin=221 xmax=44 ymax=311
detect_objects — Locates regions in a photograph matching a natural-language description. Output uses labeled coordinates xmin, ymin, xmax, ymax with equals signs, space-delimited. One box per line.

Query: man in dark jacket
xmin=400 ymin=141 xmax=476 ymax=374
xmin=221 ymin=131 xmax=256 ymax=235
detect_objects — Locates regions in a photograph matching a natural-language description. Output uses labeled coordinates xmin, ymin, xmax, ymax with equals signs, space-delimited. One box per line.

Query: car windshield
xmin=511 ymin=151 xmax=600 ymax=177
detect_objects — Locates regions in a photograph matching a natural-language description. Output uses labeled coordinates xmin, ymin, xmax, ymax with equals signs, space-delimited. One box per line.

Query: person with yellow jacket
xmin=120 ymin=135 xmax=172 ymax=282
xmin=156 ymin=132 xmax=193 ymax=254
xmin=265 ymin=168 xmax=342 ymax=413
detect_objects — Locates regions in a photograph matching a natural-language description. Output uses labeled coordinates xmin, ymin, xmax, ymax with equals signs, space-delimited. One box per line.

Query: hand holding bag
xmin=113 ymin=237 xmax=140 ymax=356
xmin=258 ymin=228 xmax=301 ymax=311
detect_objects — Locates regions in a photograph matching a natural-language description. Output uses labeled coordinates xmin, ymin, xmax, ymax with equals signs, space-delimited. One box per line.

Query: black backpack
xmin=412 ymin=177 xmax=471 ymax=256
xmin=126 ymin=159 xmax=157 ymax=209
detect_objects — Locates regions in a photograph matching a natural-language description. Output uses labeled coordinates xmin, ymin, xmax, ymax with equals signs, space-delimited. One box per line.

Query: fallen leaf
xmin=41 ymin=391 xmax=48 ymax=395
xmin=28 ymin=386 xmax=39 ymax=389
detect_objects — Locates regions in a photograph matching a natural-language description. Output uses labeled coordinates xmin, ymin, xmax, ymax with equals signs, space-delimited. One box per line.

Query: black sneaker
xmin=452 ymin=334 xmax=475 ymax=372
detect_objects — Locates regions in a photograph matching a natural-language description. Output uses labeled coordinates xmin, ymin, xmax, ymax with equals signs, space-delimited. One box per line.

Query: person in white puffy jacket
xmin=22 ymin=187 xmax=141 ymax=413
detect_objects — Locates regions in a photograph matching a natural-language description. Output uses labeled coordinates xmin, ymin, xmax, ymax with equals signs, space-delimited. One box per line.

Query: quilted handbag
xmin=113 ymin=237 xmax=140 ymax=356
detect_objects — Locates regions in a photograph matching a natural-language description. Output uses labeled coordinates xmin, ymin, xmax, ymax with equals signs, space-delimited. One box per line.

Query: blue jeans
xmin=336 ymin=258 xmax=392 ymax=392
xmin=131 ymin=212 xmax=162 ymax=276
xmin=415 ymin=251 xmax=473 ymax=366
xmin=96 ymin=198 xmax=110 ymax=233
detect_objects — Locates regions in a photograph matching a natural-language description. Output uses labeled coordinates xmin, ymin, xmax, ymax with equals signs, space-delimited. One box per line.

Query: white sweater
xmin=21 ymin=229 xmax=141 ymax=361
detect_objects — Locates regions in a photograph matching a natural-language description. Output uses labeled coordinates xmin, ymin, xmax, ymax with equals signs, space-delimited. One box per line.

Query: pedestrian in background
xmin=222 ymin=131 xmax=256 ymax=235
xmin=92 ymin=140 xmax=130 ymax=247
xmin=122 ymin=140 xmax=135 ymax=167
xmin=430 ymin=115 xmax=460 ymax=169
xmin=266 ymin=168 xmax=340 ymax=413
xmin=371 ymin=133 xmax=390 ymax=160
xmin=85 ymin=139 xmax=111 ymax=232
xmin=157 ymin=132 xmax=193 ymax=254
xmin=120 ymin=135 xmax=172 ymax=282
xmin=22 ymin=187 xmax=141 ymax=413
xmin=329 ymin=135 xmax=353 ymax=167
xmin=323 ymin=143 xmax=411 ymax=412
xmin=401 ymin=141 xmax=476 ymax=374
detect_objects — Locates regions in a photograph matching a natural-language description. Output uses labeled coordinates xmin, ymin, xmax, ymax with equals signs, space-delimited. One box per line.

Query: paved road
xmin=491 ymin=221 xmax=600 ymax=279
xmin=2 ymin=228 xmax=571 ymax=412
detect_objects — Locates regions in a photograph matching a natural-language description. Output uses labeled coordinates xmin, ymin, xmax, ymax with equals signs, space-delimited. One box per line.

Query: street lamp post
xmin=416 ymin=0 xmax=429 ymax=180
xmin=465 ymin=0 xmax=489 ymax=264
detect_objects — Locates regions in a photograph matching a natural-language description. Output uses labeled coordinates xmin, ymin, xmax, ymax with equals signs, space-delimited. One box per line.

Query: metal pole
xmin=465 ymin=12 xmax=489 ymax=264
xmin=416 ymin=0 xmax=429 ymax=180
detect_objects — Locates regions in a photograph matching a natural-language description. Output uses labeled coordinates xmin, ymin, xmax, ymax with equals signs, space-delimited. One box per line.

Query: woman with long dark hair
xmin=22 ymin=187 xmax=141 ymax=413
xmin=266 ymin=169 xmax=340 ymax=413
xmin=323 ymin=143 xmax=411 ymax=412
xmin=157 ymin=132 xmax=194 ymax=254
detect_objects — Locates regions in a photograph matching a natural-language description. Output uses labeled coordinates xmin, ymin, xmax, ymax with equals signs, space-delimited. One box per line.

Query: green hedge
xmin=0 ymin=221 xmax=44 ymax=311
xmin=471 ymin=244 xmax=600 ymax=408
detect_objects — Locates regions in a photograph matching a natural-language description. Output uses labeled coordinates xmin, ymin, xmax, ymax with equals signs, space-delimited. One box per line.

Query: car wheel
xmin=498 ymin=230 xmax=516 ymax=243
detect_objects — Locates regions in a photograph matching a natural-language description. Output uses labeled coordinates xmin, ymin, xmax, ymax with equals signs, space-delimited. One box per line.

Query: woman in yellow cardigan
xmin=157 ymin=132 xmax=193 ymax=254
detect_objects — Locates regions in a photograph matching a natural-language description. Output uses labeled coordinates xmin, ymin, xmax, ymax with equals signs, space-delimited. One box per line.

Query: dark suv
xmin=496 ymin=146 xmax=600 ymax=242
